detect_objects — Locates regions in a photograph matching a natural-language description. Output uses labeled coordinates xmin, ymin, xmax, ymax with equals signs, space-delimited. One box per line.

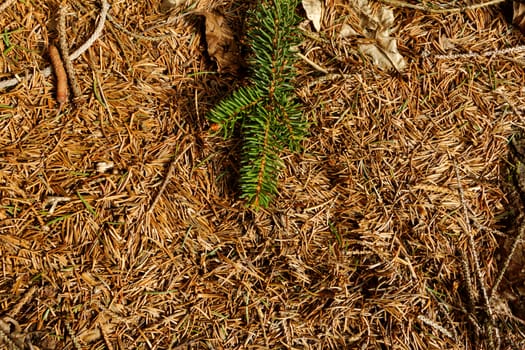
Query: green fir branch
xmin=207 ymin=0 xmax=306 ymax=208
xmin=207 ymin=86 xmax=263 ymax=138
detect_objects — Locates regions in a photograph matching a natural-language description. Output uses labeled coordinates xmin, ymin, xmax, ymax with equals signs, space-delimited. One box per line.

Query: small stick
xmin=58 ymin=5 xmax=82 ymax=100
xmin=435 ymin=45 xmax=525 ymax=60
xmin=48 ymin=44 xmax=68 ymax=106
xmin=417 ymin=315 xmax=455 ymax=339
xmin=69 ymin=0 xmax=109 ymax=62
xmin=296 ymin=52 xmax=329 ymax=74
xmin=453 ymin=159 xmax=499 ymax=349
xmin=379 ymin=0 xmax=505 ymax=14
xmin=0 ymin=0 xmax=110 ymax=90
xmin=438 ymin=303 xmax=459 ymax=341
xmin=459 ymin=249 xmax=478 ymax=309
xmin=66 ymin=322 xmax=81 ymax=350
xmin=0 ymin=0 xmax=17 ymax=13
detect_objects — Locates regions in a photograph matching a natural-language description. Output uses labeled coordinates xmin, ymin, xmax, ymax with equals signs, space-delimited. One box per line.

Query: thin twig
xmin=0 ymin=0 xmax=17 ymax=13
xmin=69 ymin=0 xmax=109 ymax=61
xmin=58 ymin=4 xmax=83 ymax=100
xmin=459 ymin=249 xmax=478 ymax=309
xmin=107 ymin=15 xmax=173 ymax=41
xmin=297 ymin=52 xmax=330 ymax=74
xmin=297 ymin=24 xmax=330 ymax=44
xmin=435 ymin=46 xmax=525 ymax=60
xmin=66 ymin=322 xmax=81 ymax=350
xmin=417 ymin=315 xmax=455 ymax=339
xmin=454 ymin=159 xmax=500 ymax=350
xmin=379 ymin=0 xmax=505 ymax=14
xmin=0 ymin=0 xmax=109 ymax=90
xmin=493 ymin=87 xmax=525 ymax=126
xmin=306 ymin=73 xmax=356 ymax=89
xmin=470 ymin=218 xmax=508 ymax=238
xmin=438 ymin=303 xmax=459 ymax=341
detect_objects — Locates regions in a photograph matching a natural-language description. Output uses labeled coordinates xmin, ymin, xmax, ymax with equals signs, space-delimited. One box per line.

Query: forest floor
xmin=1 ymin=0 xmax=525 ymax=349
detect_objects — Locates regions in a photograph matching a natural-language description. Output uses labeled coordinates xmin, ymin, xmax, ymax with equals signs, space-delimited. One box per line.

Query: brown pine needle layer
xmin=1 ymin=1 xmax=525 ymax=349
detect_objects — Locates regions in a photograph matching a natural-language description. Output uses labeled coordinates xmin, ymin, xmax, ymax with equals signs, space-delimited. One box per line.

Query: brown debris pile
xmin=1 ymin=0 xmax=525 ymax=349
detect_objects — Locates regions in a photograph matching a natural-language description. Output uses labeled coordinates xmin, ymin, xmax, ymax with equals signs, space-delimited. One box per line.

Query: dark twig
xmin=454 ymin=159 xmax=499 ymax=350
xmin=379 ymin=0 xmax=505 ymax=14
xmin=58 ymin=4 xmax=83 ymax=100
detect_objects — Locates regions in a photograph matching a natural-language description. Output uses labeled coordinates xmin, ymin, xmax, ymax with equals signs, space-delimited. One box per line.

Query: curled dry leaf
xmin=339 ymin=0 xmax=406 ymax=72
xmin=198 ymin=11 xmax=241 ymax=74
xmin=302 ymin=0 xmax=323 ymax=32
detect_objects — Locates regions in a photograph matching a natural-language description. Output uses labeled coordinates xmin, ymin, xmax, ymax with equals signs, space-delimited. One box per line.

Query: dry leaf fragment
xmin=339 ymin=24 xmax=359 ymax=38
xmin=339 ymin=0 xmax=406 ymax=72
xmin=302 ymin=0 xmax=323 ymax=32
xmin=360 ymin=42 xmax=405 ymax=72
xmin=198 ymin=11 xmax=241 ymax=73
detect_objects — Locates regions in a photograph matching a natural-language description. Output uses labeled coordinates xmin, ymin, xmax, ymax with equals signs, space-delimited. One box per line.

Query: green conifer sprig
xmin=207 ymin=0 xmax=306 ymax=208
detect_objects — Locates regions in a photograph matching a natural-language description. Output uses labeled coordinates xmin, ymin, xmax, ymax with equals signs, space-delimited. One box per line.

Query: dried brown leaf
xmin=198 ymin=11 xmax=241 ymax=73
xmin=339 ymin=0 xmax=406 ymax=71
xmin=302 ymin=0 xmax=323 ymax=32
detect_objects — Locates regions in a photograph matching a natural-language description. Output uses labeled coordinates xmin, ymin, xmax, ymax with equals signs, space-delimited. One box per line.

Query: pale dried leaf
xmin=198 ymin=11 xmax=241 ymax=73
xmin=302 ymin=0 xmax=323 ymax=32
xmin=341 ymin=0 xmax=406 ymax=71
xmin=360 ymin=43 xmax=405 ymax=72
xmin=339 ymin=23 xmax=359 ymax=38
